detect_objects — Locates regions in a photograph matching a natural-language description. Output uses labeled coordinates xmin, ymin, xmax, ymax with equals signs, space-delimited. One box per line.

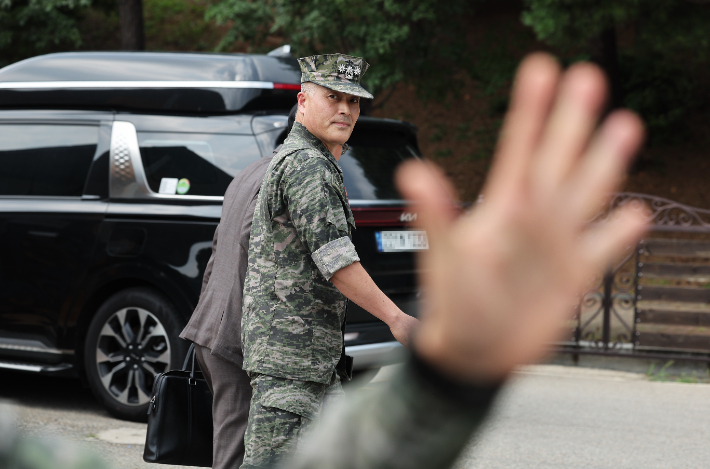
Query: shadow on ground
xmin=0 ymin=369 xmax=102 ymax=413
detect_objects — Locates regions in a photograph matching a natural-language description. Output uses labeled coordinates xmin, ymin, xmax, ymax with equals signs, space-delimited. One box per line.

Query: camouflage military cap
xmin=298 ymin=54 xmax=374 ymax=99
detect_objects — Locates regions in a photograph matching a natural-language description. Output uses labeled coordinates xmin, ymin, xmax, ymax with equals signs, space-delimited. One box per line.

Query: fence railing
xmin=558 ymin=192 xmax=710 ymax=362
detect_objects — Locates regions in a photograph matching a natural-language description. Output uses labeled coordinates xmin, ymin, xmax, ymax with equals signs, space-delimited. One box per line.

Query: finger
xmin=484 ymin=53 xmax=560 ymax=202
xmin=533 ymin=63 xmax=608 ymax=192
xmin=395 ymin=160 xmax=458 ymax=246
xmin=581 ymin=205 xmax=648 ymax=273
xmin=565 ymin=110 xmax=645 ymax=220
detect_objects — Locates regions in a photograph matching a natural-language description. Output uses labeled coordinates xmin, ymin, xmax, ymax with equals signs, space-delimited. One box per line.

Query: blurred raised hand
xmin=396 ymin=53 xmax=648 ymax=383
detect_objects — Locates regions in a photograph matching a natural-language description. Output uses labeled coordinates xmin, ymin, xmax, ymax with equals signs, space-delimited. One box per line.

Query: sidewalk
xmin=547 ymin=352 xmax=710 ymax=382
xmin=355 ymin=351 xmax=710 ymax=387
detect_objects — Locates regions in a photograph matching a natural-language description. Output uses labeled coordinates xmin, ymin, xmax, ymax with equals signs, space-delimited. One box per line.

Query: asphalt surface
xmin=2 ymin=363 xmax=710 ymax=469
xmin=0 ymin=369 xmax=188 ymax=469
xmin=460 ymin=365 xmax=710 ymax=469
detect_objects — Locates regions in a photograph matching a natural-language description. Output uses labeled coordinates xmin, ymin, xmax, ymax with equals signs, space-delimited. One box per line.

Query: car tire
xmin=84 ymin=287 xmax=188 ymax=421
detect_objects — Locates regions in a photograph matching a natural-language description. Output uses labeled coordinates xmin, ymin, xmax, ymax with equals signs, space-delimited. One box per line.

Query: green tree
xmin=521 ymin=0 xmax=710 ymax=144
xmin=522 ymin=0 xmax=710 ymax=59
xmin=0 ymin=0 xmax=91 ymax=66
xmin=206 ymin=0 xmax=478 ymax=103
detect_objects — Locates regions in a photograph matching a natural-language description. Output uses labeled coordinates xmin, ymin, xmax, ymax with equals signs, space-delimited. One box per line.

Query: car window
xmin=0 ymin=124 xmax=98 ymax=197
xmin=137 ymin=133 xmax=262 ymax=197
xmin=340 ymin=129 xmax=419 ymax=201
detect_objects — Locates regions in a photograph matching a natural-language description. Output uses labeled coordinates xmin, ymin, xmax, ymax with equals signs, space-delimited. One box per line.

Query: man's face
xmin=298 ymin=84 xmax=360 ymax=153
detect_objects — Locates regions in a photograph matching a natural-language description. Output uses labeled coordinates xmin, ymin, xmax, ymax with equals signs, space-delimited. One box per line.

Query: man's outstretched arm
xmin=285 ymin=53 xmax=647 ymax=469
xmin=330 ymin=261 xmax=419 ymax=347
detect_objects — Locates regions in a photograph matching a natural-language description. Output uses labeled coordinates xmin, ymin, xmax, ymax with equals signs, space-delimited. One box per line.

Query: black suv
xmin=0 ymin=50 xmax=424 ymax=420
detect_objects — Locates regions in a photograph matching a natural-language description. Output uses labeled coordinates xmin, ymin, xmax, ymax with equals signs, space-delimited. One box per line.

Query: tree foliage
xmin=0 ymin=0 xmax=91 ymax=66
xmin=522 ymin=0 xmax=710 ymax=145
xmin=521 ymin=0 xmax=640 ymax=49
xmin=522 ymin=0 xmax=710 ymax=58
xmin=206 ymin=0 xmax=478 ymax=100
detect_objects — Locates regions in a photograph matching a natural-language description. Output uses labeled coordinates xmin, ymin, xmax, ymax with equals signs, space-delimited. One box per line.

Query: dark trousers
xmin=194 ymin=344 xmax=252 ymax=469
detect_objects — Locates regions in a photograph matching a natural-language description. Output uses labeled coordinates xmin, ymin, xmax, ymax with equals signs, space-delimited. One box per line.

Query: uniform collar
xmin=286 ymin=122 xmax=343 ymax=176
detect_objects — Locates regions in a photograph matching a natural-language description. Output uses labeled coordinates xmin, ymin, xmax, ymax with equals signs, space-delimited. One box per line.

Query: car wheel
xmin=84 ymin=287 xmax=188 ymax=421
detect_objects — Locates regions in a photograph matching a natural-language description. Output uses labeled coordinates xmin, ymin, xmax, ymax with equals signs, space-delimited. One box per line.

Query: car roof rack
xmin=0 ymin=52 xmax=302 ymax=113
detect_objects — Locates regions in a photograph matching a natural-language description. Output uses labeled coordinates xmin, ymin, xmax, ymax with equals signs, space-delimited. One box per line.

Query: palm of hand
xmin=397 ymin=54 xmax=647 ymax=383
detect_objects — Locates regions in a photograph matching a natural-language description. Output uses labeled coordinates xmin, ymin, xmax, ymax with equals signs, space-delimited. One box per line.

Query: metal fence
xmin=558 ymin=192 xmax=710 ymax=363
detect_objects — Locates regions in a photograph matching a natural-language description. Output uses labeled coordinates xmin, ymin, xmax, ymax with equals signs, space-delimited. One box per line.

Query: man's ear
xmin=297 ymin=92 xmax=307 ymax=116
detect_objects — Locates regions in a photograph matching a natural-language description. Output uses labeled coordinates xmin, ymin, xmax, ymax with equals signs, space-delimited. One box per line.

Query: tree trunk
xmin=589 ymin=26 xmax=623 ymax=109
xmin=119 ymin=0 xmax=145 ymax=51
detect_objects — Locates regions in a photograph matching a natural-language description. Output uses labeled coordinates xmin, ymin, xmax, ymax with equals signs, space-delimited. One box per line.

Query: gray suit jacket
xmin=180 ymin=153 xmax=274 ymax=366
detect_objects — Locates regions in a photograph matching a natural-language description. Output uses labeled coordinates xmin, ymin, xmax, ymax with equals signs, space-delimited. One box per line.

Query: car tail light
xmin=351 ymin=205 xmax=464 ymax=227
xmin=351 ymin=207 xmax=409 ymax=227
xmin=273 ymin=83 xmax=301 ymax=90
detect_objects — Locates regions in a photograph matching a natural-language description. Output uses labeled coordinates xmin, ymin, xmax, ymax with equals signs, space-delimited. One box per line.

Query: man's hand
xmin=396 ymin=54 xmax=647 ymax=384
xmin=388 ymin=312 xmax=419 ymax=348
xmin=330 ymin=261 xmax=419 ymax=348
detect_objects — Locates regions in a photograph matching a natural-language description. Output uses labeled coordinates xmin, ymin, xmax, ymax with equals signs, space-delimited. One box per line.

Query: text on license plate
xmin=375 ymin=230 xmax=429 ymax=252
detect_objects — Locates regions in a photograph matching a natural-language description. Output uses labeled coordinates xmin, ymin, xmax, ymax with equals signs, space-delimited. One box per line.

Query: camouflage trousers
xmin=240 ymin=372 xmax=343 ymax=469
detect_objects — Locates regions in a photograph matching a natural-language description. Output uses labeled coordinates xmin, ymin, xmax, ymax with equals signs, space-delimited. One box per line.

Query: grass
xmin=646 ymin=360 xmax=710 ymax=383
xmin=641 ymin=277 xmax=710 ymax=289
xmin=646 ymin=360 xmax=675 ymax=381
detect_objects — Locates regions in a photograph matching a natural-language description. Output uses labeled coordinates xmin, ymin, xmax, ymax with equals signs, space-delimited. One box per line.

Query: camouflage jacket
xmin=242 ymin=122 xmax=359 ymax=384
xmin=284 ymin=356 xmax=501 ymax=469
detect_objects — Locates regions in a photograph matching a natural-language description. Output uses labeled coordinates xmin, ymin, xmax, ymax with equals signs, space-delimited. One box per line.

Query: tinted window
xmin=340 ymin=129 xmax=418 ymax=200
xmin=0 ymin=125 xmax=98 ymax=196
xmin=138 ymin=132 xmax=262 ymax=197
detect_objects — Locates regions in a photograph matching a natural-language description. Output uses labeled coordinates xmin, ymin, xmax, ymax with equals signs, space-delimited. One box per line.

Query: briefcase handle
xmin=182 ymin=343 xmax=200 ymax=386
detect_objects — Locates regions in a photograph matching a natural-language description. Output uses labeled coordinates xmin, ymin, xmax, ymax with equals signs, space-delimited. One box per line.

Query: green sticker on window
xmin=176 ymin=178 xmax=191 ymax=195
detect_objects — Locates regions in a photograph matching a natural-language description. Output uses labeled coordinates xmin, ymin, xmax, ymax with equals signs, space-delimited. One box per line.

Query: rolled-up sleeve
xmin=312 ymin=236 xmax=359 ymax=280
xmin=284 ymin=155 xmax=359 ymax=280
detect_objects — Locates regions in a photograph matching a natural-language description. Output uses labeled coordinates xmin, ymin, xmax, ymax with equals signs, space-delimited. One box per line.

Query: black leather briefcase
xmin=143 ymin=344 xmax=213 ymax=467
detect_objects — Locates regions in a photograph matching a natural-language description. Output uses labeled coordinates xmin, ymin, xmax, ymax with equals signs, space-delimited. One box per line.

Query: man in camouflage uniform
xmin=273 ymin=53 xmax=647 ymax=469
xmin=240 ymin=54 xmax=419 ymax=468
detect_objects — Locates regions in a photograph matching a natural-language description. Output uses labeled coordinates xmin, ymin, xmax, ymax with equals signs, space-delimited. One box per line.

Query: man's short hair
xmin=301 ymin=82 xmax=319 ymax=96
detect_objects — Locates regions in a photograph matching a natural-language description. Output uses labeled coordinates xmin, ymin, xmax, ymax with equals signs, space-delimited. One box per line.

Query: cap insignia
xmin=337 ymin=63 xmax=361 ymax=80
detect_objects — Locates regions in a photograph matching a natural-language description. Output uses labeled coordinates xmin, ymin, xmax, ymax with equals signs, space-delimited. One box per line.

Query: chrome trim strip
xmin=345 ymin=341 xmax=406 ymax=369
xmin=106 ymin=203 xmax=222 ymax=219
xmin=143 ymin=194 xmax=224 ymax=202
xmin=0 ymin=81 xmax=276 ymax=90
xmin=0 ymin=343 xmax=72 ymax=355
xmin=0 ymin=363 xmax=43 ymax=372
xmin=349 ymin=199 xmax=407 ymax=207
xmin=0 ymin=361 xmax=74 ymax=373
xmin=0 ymin=198 xmax=107 ymax=214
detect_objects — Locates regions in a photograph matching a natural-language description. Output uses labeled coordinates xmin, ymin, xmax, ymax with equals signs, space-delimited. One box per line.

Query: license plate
xmin=375 ymin=230 xmax=429 ymax=252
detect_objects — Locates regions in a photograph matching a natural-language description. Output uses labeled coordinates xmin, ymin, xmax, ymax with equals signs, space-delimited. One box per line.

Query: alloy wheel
xmin=94 ymin=306 xmax=171 ymax=406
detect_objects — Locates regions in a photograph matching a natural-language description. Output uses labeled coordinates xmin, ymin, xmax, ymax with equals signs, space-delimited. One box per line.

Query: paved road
xmin=2 ymin=365 xmax=710 ymax=468
xmin=460 ymin=365 xmax=710 ymax=469
xmin=0 ymin=369 xmax=189 ymax=469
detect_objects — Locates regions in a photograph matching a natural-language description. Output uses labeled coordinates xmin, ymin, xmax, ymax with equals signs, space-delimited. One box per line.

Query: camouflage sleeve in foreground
xmin=282 ymin=355 xmax=502 ymax=469
xmin=0 ymin=402 xmax=112 ymax=469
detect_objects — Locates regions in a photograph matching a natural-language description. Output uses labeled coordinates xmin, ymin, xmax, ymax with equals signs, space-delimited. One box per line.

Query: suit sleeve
xmin=283 ymin=156 xmax=359 ymax=280
xmin=200 ymin=222 xmax=219 ymax=297
xmin=281 ymin=354 xmax=501 ymax=469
